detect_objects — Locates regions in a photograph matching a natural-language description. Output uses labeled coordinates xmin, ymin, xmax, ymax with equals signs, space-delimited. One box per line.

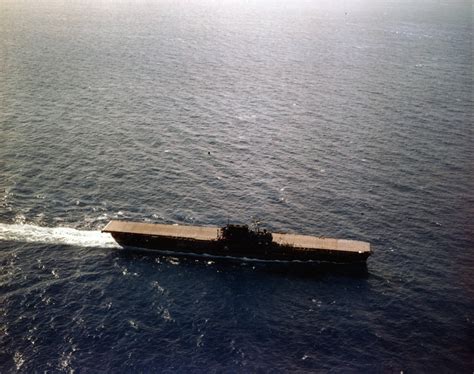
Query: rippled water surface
xmin=1 ymin=0 xmax=473 ymax=372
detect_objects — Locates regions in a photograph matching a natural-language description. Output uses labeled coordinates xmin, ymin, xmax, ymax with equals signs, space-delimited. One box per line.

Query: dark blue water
xmin=1 ymin=0 xmax=473 ymax=371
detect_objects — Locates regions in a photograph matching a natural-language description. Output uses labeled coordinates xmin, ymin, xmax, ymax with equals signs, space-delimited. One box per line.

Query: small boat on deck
xmin=102 ymin=220 xmax=372 ymax=264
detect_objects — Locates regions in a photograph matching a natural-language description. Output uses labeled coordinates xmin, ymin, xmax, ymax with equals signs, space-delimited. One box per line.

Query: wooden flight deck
xmin=102 ymin=220 xmax=371 ymax=254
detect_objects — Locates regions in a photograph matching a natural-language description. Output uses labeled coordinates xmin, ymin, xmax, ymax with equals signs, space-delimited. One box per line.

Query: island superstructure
xmin=102 ymin=220 xmax=372 ymax=264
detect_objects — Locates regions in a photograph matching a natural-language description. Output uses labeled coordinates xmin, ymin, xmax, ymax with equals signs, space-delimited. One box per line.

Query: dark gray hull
xmin=111 ymin=232 xmax=371 ymax=264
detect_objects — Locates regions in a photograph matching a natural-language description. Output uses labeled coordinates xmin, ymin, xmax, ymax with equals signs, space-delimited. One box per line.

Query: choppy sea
xmin=1 ymin=0 xmax=473 ymax=372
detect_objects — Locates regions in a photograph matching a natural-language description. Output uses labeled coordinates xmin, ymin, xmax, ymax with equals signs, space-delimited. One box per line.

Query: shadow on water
xmin=115 ymin=247 xmax=370 ymax=280
xmin=0 ymin=237 xmax=369 ymax=280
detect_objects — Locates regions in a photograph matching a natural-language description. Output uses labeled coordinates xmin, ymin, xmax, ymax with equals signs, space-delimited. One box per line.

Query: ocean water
xmin=0 ymin=0 xmax=473 ymax=371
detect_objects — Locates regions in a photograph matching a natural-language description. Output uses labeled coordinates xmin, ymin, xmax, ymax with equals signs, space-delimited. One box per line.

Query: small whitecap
xmin=14 ymin=214 xmax=26 ymax=224
xmin=162 ymin=309 xmax=173 ymax=321
xmin=14 ymin=351 xmax=24 ymax=370
xmin=196 ymin=334 xmax=204 ymax=347
xmin=151 ymin=281 xmax=165 ymax=292
xmin=168 ymin=257 xmax=180 ymax=265
xmin=42 ymin=296 xmax=52 ymax=305
xmin=27 ymin=333 xmax=37 ymax=345
xmin=59 ymin=351 xmax=73 ymax=371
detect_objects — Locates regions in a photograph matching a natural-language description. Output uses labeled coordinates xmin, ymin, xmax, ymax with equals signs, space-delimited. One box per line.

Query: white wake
xmin=0 ymin=223 xmax=120 ymax=248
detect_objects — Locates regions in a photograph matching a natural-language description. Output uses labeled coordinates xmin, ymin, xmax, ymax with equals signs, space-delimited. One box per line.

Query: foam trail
xmin=0 ymin=223 xmax=120 ymax=248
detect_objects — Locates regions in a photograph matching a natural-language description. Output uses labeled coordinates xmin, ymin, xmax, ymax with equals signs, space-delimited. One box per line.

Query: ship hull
xmin=110 ymin=232 xmax=370 ymax=264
